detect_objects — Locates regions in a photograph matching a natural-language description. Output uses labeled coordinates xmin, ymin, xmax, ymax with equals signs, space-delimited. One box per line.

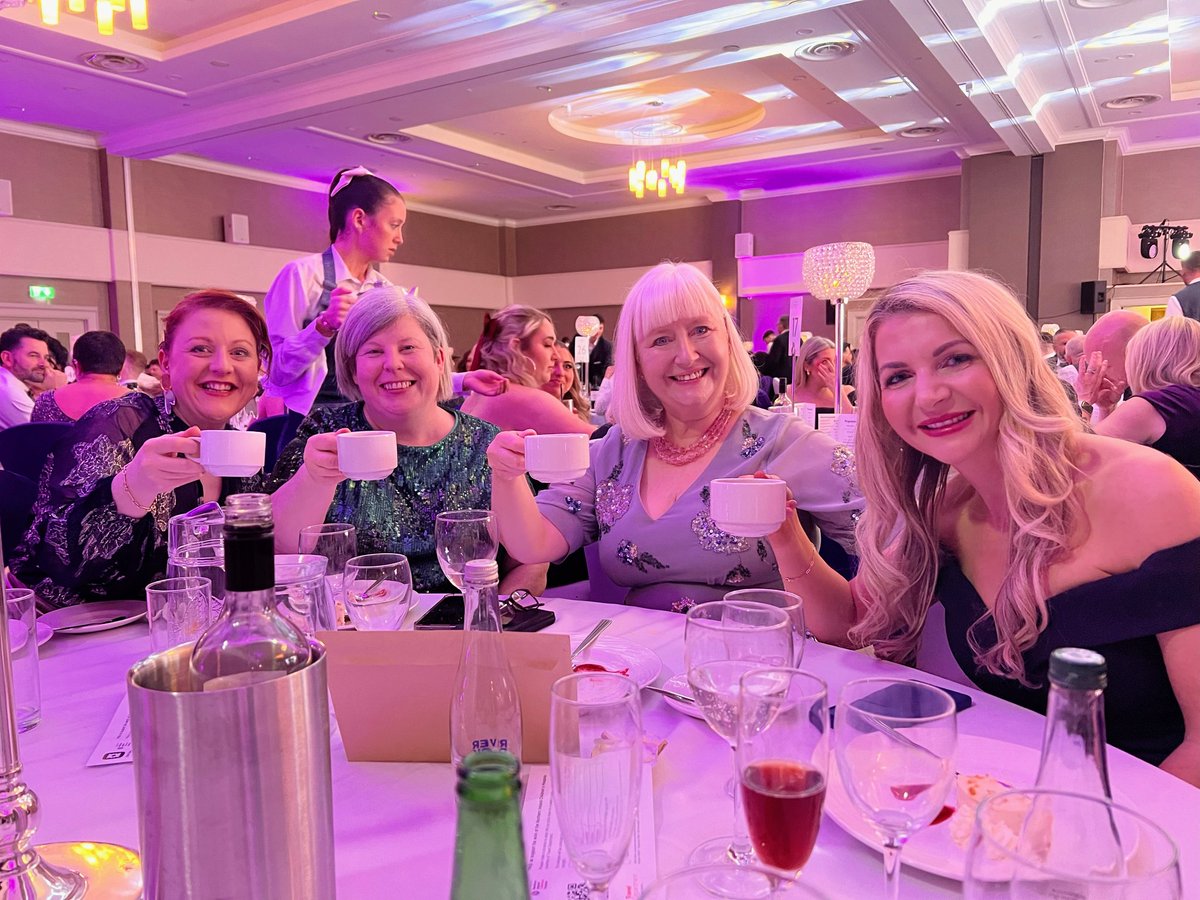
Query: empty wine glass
xmin=344 ymin=553 xmax=413 ymax=631
xmin=964 ymin=788 xmax=1182 ymax=899
xmin=684 ymin=600 xmax=793 ymax=870
xmin=724 ymin=589 xmax=807 ymax=665
xmin=834 ymin=678 xmax=957 ymax=900
xmin=550 ymin=672 xmax=642 ymax=900
xmin=435 ymin=510 xmax=498 ymax=590
xmin=298 ymin=523 xmax=357 ymax=627
xmin=737 ymin=668 xmax=828 ymax=878
xmin=639 ymin=864 xmax=830 ymax=899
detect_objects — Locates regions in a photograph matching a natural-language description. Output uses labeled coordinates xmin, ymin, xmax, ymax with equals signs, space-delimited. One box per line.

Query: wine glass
xmin=435 ymin=510 xmax=498 ymax=590
xmin=550 ymin=672 xmax=642 ymax=900
xmin=274 ymin=554 xmax=334 ymax=637
xmin=298 ymin=523 xmax=357 ymax=627
xmin=833 ymin=678 xmax=957 ymax=900
xmin=684 ymin=600 xmax=793 ymax=869
xmin=737 ymin=668 xmax=828 ymax=878
xmin=639 ymin=864 xmax=830 ymax=899
xmin=344 ymin=553 xmax=413 ymax=631
xmin=964 ymin=788 xmax=1182 ymax=899
xmin=724 ymin=589 xmax=807 ymax=665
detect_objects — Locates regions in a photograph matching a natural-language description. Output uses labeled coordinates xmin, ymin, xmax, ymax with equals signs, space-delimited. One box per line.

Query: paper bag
xmin=319 ymin=630 xmax=571 ymax=763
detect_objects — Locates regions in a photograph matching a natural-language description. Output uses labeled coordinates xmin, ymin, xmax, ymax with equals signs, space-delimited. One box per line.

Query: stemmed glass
xmin=343 ymin=553 xmax=413 ymax=631
xmin=549 ymin=672 xmax=642 ymax=900
xmin=684 ymin=600 xmax=793 ymax=869
xmin=435 ymin=510 xmax=498 ymax=590
xmin=640 ymin=864 xmax=830 ymax=899
xmin=298 ymin=523 xmax=357 ymax=627
xmin=964 ymin=788 xmax=1182 ymax=899
xmin=737 ymin=669 xmax=828 ymax=878
xmin=724 ymin=589 xmax=807 ymax=665
xmin=833 ymin=678 xmax=957 ymax=900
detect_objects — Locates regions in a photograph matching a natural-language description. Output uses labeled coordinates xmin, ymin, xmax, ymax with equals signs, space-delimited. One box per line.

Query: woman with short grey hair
xmin=268 ymin=285 xmax=534 ymax=592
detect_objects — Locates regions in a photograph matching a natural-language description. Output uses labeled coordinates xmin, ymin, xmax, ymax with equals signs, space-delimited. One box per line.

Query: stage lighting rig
xmin=1138 ymin=221 xmax=1193 ymax=283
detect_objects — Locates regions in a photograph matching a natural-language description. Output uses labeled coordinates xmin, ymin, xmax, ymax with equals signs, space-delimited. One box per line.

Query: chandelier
xmin=31 ymin=0 xmax=148 ymax=35
xmin=628 ymin=157 xmax=686 ymax=199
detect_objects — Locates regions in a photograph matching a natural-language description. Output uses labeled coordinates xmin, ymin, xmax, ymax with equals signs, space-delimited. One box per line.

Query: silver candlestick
xmin=0 ymin=534 xmax=142 ymax=897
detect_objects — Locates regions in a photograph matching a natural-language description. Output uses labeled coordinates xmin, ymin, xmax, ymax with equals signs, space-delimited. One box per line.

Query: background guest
xmin=1095 ymin=316 xmax=1200 ymax=479
xmin=790 ymin=336 xmax=855 ymax=411
xmin=1078 ymin=309 xmax=1148 ymax=422
xmin=120 ymin=349 xmax=147 ymax=386
xmin=487 ymin=262 xmax=863 ymax=610
xmin=0 ymin=324 xmax=52 ymax=429
xmin=262 ymin=165 xmax=404 ymax=417
xmin=32 ymin=330 xmax=128 ymax=423
xmin=11 ymin=291 xmax=272 ymax=608
xmin=32 ymin=336 xmax=71 ymax=399
xmin=1165 ymin=252 xmax=1200 ymax=322
xmin=542 ymin=343 xmax=591 ymax=423
xmin=761 ymin=313 xmax=792 ymax=382
xmin=269 ymin=286 xmax=543 ymax=594
xmin=463 ymin=305 xmax=593 ymax=435
xmin=768 ymin=270 xmax=1200 ymax=781
xmin=585 ymin=313 xmax=612 ymax=390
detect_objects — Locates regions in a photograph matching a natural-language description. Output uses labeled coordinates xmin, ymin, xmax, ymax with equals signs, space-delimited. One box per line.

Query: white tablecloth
xmin=20 ymin=596 xmax=1200 ymax=898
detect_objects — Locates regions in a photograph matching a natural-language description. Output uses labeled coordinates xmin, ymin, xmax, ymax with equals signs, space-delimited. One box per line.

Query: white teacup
xmin=337 ymin=431 xmax=398 ymax=481
xmin=525 ymin=433 xmax=589 ymax=484
xmin=199 ymin=430 xmax=266 ymax=478
xmin=709 ymin=477 xmax=788 ymax=537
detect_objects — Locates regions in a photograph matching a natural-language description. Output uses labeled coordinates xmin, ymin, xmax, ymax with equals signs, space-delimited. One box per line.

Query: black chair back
xmin=0 ymin=470 xmax=37 ymax=562
xmin=248 ymin=411 xmax=305 ymax=473
xmin=0 ymin=422 xmax=74 ymax=483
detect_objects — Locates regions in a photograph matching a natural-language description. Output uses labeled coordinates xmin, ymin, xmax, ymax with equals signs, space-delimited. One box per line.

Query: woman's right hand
xmin=319 ymin=283 xmax=358 ymax=332
xmin=302 ymin=428 xmax=350 ymax=485
xmin=122 ymin=426 xmax=206 ymax=502
xmin=487 ymin=429 xmax=535 ymax=481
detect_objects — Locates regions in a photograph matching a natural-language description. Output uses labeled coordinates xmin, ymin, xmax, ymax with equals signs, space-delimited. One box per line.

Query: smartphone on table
xmin=413 ymin=594 xmax=556 ymax=632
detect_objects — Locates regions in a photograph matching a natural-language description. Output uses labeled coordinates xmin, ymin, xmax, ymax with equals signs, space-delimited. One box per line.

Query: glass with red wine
xmin=736 ymin=668 xmax=828 ymax=878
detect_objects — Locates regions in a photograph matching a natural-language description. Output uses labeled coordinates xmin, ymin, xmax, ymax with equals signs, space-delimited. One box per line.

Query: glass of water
xmin=167 ymin=504 xmax=225 ymax=618
xmin=274 ymin=555 xmax=334 ymax=638
xmin=298 ymin=523 xmax=357 ymax=627
xmin=435 ymin=510 xmax=497 ymax=590
xmin=344 ymin=553 xmax=413 ymax=631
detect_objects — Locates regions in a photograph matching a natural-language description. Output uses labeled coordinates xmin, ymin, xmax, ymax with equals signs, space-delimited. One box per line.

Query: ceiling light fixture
xmin=81 ymin=51 xmax=147 ymax=73
xmin=365 ymin=132 xmax=412 ymax=144
xmin=629 ymin=157 xmax=686 ymax=200
xmin=794 ymin=40 xmax=857 ymax=61
xmin=897 ymin=125 xmax=945 ymax=138
xmin=35 ymin=0 xmax=148 ymax=34
xmin=1102 ymin=94 xmax=1160 ymax=109
xmin=1068 ymin=0 xmax=1132 ymax=8
xmin=545 ymin=204 xmax=576 ymax=211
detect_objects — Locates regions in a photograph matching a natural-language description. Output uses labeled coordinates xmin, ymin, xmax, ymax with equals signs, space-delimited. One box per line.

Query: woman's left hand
xmin=302 ymin=428 xmax=350 ymax=485
xmin=487 ymin=429 xmax=535 ymax=482
xmin=463 ymin=370 xmax=508 ymax=397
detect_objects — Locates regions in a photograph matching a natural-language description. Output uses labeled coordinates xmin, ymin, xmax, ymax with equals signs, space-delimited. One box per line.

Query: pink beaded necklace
xmin=650 ymin=407 xmax=736 ymax=466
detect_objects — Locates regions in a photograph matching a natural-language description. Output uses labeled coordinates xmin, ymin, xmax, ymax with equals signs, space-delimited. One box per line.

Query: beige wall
xmin=1038 ymin=141 xmax=1105 ymax=329
xmin=1120 ymin=147 xmax=1200 ymax=223
xmin=963 ymin=153 xmax=1033 ymax=296
xmin=0 ymin=133 xmax=106 ymax=228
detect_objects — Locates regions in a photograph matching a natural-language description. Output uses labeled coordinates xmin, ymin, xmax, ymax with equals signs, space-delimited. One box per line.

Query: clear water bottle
xmin=1034 ymin=647 xmax=1112 ymax=799
xmin=190 ymin=494 xmax=312 ymax=690
xmin=450 ymin=751 xmax=529 ymax=900
xmin=449 ymin=559 xmax=522 ymax=767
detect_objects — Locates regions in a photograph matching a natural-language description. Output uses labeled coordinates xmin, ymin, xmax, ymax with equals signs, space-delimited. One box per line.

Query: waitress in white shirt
xmin=261 ymin=166 xmax=405 ymax=416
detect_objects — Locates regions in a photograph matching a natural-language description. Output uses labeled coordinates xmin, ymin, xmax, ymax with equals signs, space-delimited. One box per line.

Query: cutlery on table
xmin=644 ymin=684 xmax=696 ymax=704
xmin=570 ymin=619 xmax=612 ymax=659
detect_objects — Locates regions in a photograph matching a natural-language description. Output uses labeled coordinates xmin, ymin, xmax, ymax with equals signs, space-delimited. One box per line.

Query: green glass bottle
xmin=450 ymin=751 xmax=530 ymax=900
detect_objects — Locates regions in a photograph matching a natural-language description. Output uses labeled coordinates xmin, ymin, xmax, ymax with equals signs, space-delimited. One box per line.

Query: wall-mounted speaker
xmin=223 ymin=213 xmax=250 ymax=245
xmin=1080 ymin=280 xmax=1107 ymax=315
xmin=0 ymin=179 xmax=12 ymax=217
xmin=734 ymin=232 xmax=754 ymax=259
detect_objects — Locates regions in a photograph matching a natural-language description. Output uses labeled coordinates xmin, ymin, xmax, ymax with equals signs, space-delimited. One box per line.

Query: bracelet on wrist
xmin=314 ymin=316 xmax=337 ymax=338
xmin=119 ymin=470 xmax=154 ymax=514
xmin=782 ymin=542 xmax=818 ymax=585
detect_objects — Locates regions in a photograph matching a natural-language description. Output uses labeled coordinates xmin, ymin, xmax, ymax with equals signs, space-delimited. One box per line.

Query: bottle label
xmin=471 ymin=737 xmax=513 ymax=753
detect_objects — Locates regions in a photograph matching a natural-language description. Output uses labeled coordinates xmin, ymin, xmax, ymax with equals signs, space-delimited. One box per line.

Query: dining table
xmin=20 ymin=592 xmax=1200 ymax=898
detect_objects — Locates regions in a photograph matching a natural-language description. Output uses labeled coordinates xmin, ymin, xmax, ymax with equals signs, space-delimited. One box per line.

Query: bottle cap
xmin=462 ymin=559 xmax=500 ymax=584
xmin=1048 ymin=647 xmax=1107 ymax=690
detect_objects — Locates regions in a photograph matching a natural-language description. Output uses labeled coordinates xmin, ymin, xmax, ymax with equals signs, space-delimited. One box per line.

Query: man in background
xmin=0 ymin=324 xmax=52 ymax=429
xmin=586 ymin=314 xmax=612 ymax=390
xmin=1165 ymin=253 xmax=1200 ymax=321
xmin=1078 ymin=310 xmax=1147 ymax=423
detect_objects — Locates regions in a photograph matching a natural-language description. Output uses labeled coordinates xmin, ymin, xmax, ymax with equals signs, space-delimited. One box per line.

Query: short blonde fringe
xmin=1126 ymin=317 xmax=1200 ymax=394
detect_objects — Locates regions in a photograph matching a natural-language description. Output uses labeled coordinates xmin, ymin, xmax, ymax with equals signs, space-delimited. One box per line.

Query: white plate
xmin=39 ymin=600 xmax=148 ymax=635
xmin=36 ymin=621 xmax=52 ymax=646
xmin=656 ymin=673 xmax=705 ymax=720
xmin=572 ymin=636 xmax=661 ymax=688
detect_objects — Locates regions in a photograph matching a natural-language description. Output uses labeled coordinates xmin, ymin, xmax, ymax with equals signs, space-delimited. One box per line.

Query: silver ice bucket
xmin=127 ymin=641 xmax=336 ymax=899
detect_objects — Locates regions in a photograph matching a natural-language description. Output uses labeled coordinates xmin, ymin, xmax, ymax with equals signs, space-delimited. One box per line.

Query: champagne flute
xmin=435 ymin=510 xmax=498 ymax=590
xmin=684 ymin=600 xmax=793 ymax=869
xmin=298 ymin=523 xmax=356 ymax=627
xmin=833 ymin=678 xmax=956 ymax=900
xmin=344 ymin=553 xmax=413 ymax=631
xmin=724 ymin=589 xmax=807 ymax=665
xmin=550 ymin=672 xmax=642 ymax=900
xmin=737 ymin=668 xmax=828 ymax=878
xmin=964 ymin=788 xmax=1182 ymax=899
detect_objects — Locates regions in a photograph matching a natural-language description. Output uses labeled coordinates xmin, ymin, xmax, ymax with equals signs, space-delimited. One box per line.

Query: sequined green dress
xmin=269 ymin=402 xmax=499 ymax=592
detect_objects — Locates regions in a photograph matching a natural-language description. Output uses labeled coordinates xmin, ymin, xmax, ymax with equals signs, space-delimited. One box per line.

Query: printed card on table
xmin=87 ymin=696 xmax=134 ymax=767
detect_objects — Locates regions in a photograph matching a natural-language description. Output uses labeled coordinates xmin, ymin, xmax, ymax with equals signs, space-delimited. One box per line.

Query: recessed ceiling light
xmin=388 ymin=116 xmax=403 ymax=122
xmin=723 ymin=44 xmax=740 ymax=52
xmin=81 ymin=52 xmax=147 ymax=73
xmin=536 ymin=85 xmax=553 ymax=92
xmin=1094 ymin=57 xmax=1110 ymax=63
xmin=794 ymin=40 xmax=858 ymax=61
xmin=648 ymin=99 xmax=665 ymax=107
xmin=210 ymin=60 xmax=231 ymax=68
xmin=1102 ymin=94 xmax=1160 ymax=109
xmin=167 ymin=74 xmax=183 ymax=81
xmin=1115 ymin=53 xmax=1134 ymax=60
xmin=365 ymin=132 xmax=412 ymax=144
xmin=372 ymin=11 xmax=392 ymax=20
xmin=1069 ymin=0 xmax=1132 ymax=8
xmin=898 ymin=125 xmax=945 ymax=138
xmin=545 ymin=204 xmax=576 ymax=211
xmin=795 ymin=28 xmax=815 ymax=36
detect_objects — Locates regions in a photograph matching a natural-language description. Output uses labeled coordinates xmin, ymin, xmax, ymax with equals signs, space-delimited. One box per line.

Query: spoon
xmin=570 ymin=619 xmax=612 ymax=659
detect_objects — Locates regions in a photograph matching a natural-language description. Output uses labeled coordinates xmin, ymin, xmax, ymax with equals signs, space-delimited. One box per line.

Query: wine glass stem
xmin=727 ymin=744 xmax=753 ymax=864
xmin=588 ymin=884 xmax=609 ymax=900
xmin=882 ymin=838 xmax=902 ymax=900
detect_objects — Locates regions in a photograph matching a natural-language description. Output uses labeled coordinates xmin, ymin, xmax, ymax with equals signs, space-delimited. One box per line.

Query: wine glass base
xmin=680 ymin=843 xmax=774 ymax=899
xmin=35 ymin=842 xmax=143 ymax=898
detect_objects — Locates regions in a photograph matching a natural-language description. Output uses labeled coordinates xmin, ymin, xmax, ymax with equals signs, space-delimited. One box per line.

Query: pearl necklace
xmin=650 ymin=407 xmax=736 ymax=466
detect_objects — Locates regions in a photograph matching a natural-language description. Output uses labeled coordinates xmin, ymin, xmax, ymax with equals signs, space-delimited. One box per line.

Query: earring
xmin=163 ymin=388 xmax=177 ymax=416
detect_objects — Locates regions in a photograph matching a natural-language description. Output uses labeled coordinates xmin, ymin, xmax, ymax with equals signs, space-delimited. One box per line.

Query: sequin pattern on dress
xmin=830 ymin=443 xmax=860 ymax=505
xmin=616 ymin=540 xmax=668 ymax=573
xmin=671 ymin=597 xmax=696 ymax=614
xmin=564 ymin=496 xmax=582 ymax=515
xmin=740 ymin=419 xmax=764 ymax=459
xmin=595 ymin=459 xmax=632 ymax=535
xmin=724 ymin=563 xmax=751 ymax=585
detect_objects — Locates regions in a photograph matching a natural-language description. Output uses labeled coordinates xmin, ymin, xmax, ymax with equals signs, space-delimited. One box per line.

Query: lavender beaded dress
xmin=536 ymin=406 xmax=864 ymax=611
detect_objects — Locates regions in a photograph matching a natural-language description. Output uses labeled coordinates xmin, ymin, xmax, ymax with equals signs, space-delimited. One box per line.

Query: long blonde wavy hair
xmin=467 ymin=304 xmax=554 ymax=389
xmin=850 ymin=270 xmax=1085 ymax=685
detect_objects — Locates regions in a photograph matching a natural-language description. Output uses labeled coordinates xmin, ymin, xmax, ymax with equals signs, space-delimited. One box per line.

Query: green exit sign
xmin=28 ymin=285 xmax=55 ymax=302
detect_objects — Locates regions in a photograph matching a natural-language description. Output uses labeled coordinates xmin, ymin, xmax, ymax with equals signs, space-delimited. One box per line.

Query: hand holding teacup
xmin=123 ymin=427 xmax=208 ymax=502
xmin=301 ymin=428 xmax=351 ymax=486
xmin=524 ymin=433 xmax=589 ymax=483
xmin=709 ymin=474 xmax=789 ymax=537
xmin=335 ymin=431 xmax=398 ymax=481
xmin=485 ymin=429 xmax=536 ymax=482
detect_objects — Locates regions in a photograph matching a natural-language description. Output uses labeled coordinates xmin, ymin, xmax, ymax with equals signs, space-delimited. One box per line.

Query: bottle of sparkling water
xmin=450 ymin=751 xmax=529 ymax=900
xmin=1034 ymin=647 xmax=1112 ymax=798
xmin=190 ymin=494 xmax=311 ymax=690
xmin=449 ymin=559 xmax=522 ymax=767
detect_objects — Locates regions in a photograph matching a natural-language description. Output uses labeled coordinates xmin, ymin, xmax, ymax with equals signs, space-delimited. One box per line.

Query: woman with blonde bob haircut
xmin=462 ymin=304 xmax=592 ymax=434
xmin=486 ymin=261 xmax=864 ymax=610
xmin=770 ymin=269 xmax=1200 ymax=782
xmin=1095 ymin=316 xmax=1200 ymax=478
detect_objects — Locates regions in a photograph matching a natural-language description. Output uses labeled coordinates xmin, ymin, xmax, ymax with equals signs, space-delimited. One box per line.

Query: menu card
xmin=523 ymin=764 xmax=656 ymax=898
xmin=87 ymin=696 xmax=133 ymax=767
